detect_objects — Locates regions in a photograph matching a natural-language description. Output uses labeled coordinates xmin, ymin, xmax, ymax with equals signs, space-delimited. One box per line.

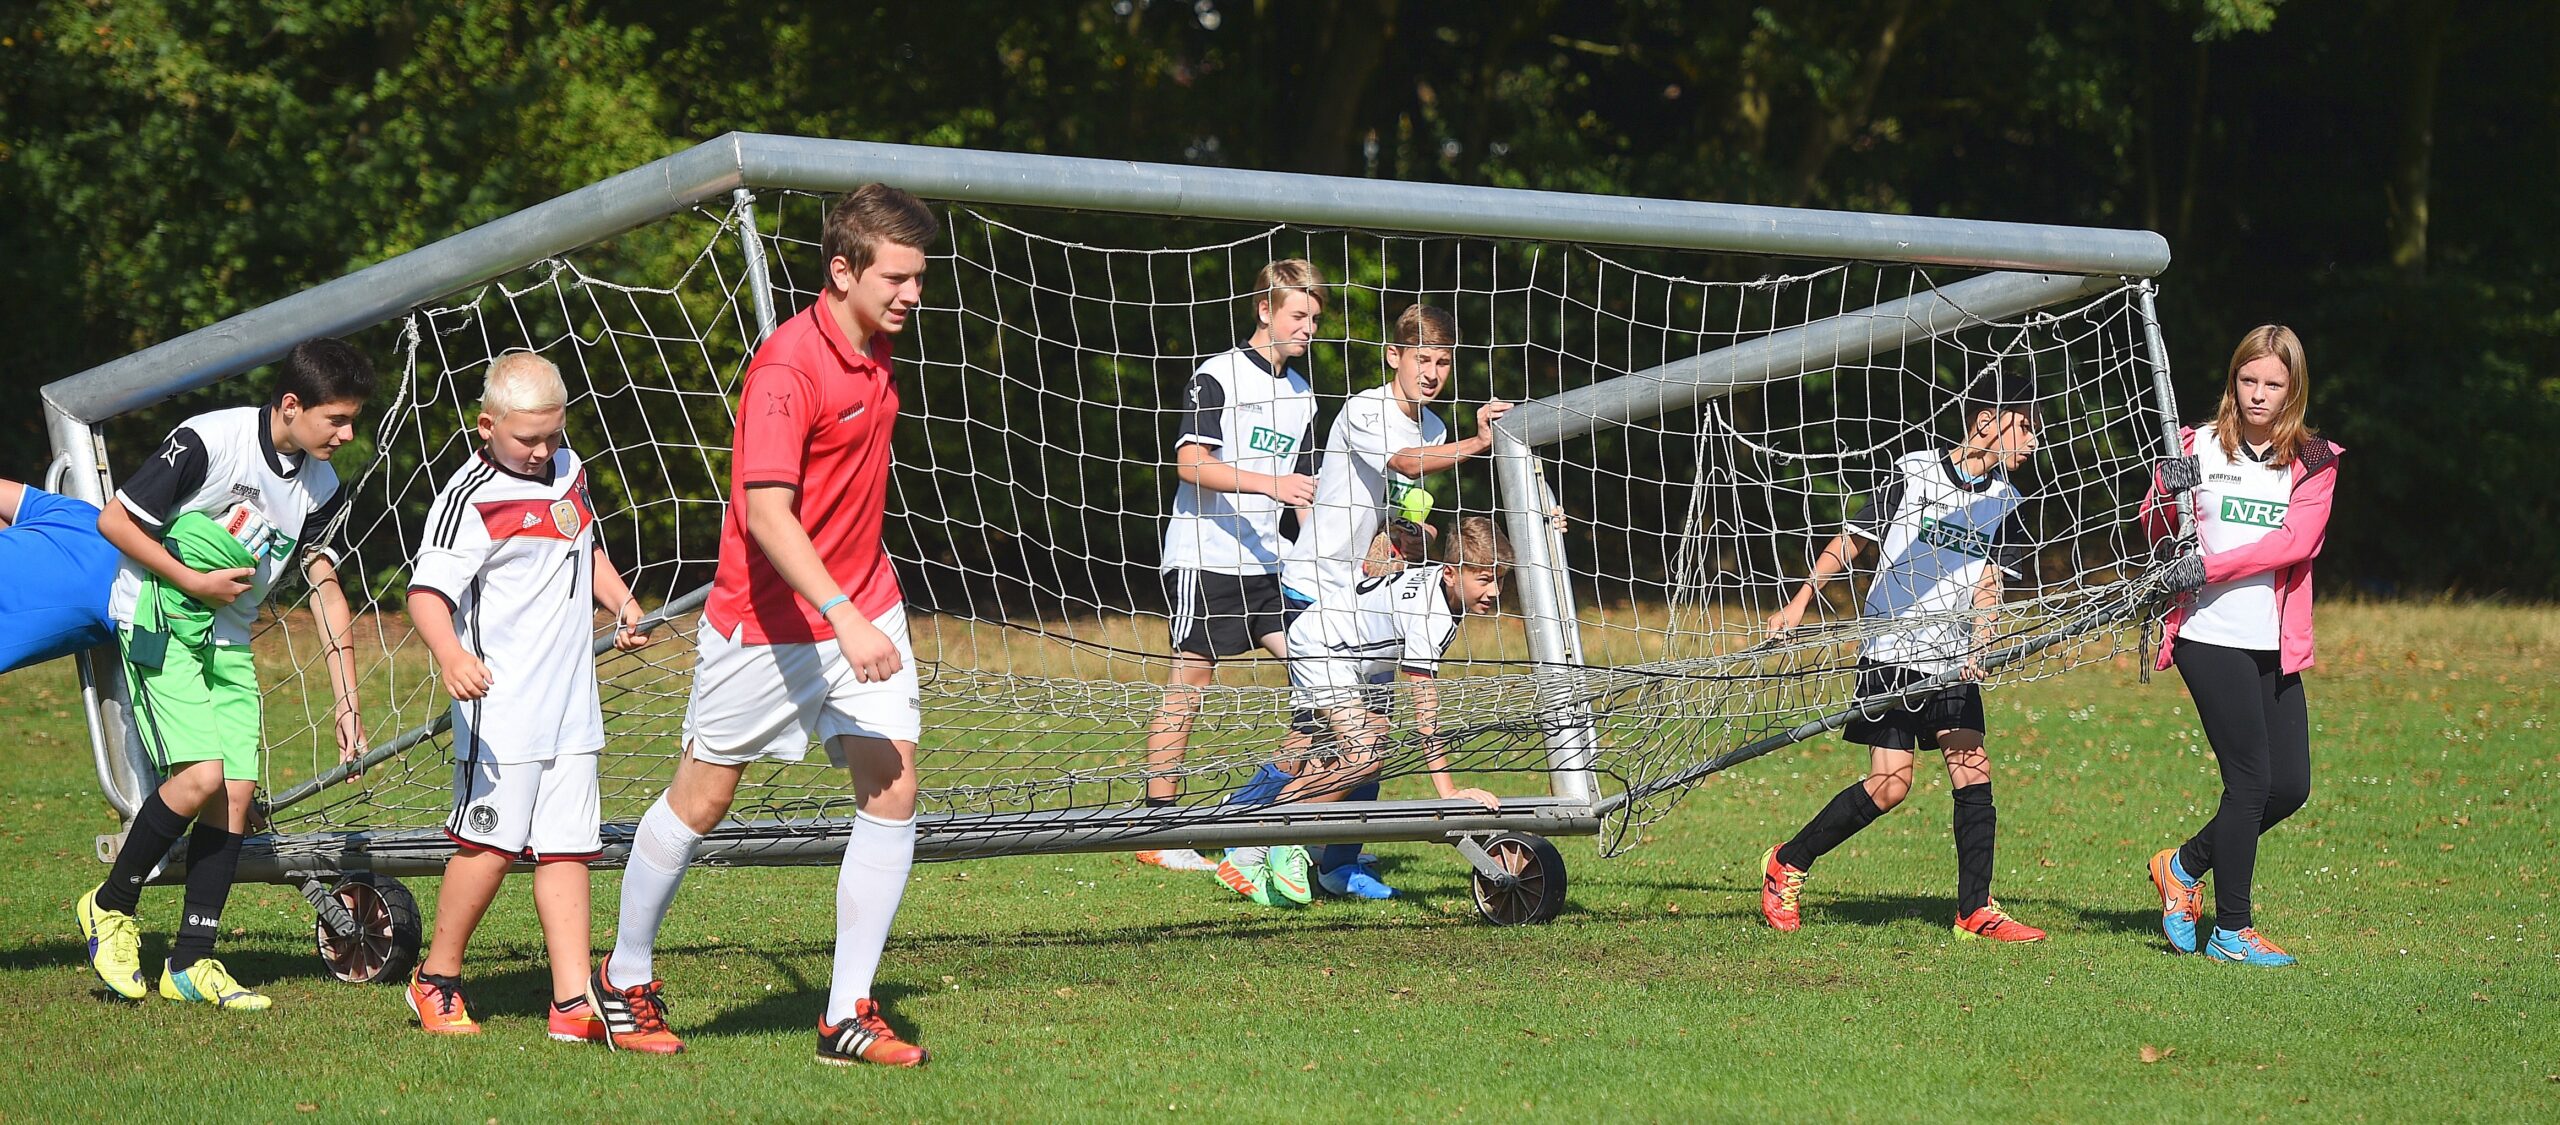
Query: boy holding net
xmin=1222 ymin=304 xmax=1511 ymax=901
xmin=76 ymin=339 xmax=375 ymax=1009
xmin=401 ymin=352 xmax=654 ymax=1038
xmin=1757 ymin=363 xmax=2048 ymax=943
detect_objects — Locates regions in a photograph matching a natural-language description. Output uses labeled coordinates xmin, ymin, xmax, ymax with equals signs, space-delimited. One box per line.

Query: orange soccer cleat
xmin=585 ymin=956 xmax=686 ymax=1054
xmin=1953 ymin=900 xmax=2049 ymax=943
xmin=1760 ymin=845 xmax=1809 ymax=932
xmin=406 ymin=970 xmax=482 ymax=1035
xmin=817 ymin=998 xmax=930 ymax=1068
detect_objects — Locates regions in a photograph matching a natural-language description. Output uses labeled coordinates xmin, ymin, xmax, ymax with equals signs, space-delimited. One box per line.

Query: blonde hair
xmin=1391 ymin=304 xmax=1457 ymax=349
xmin=481 ymin=351 xmax=567 ymax=419
xmin=1449 ymin=516 xmax=1513 ymax=571
xmin=2213 ymin=324 xmax=2316 ymax=468
xmin=1250 ymin=259 xmax=1327 ymax=317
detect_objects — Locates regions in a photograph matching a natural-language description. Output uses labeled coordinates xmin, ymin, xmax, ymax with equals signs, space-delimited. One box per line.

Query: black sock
xmin=554 ymin=995 xmax=589 ymax=1013
xmin=1776 ymin=782 xmax=1885 ymax=871
xmin=96 ymin=792 xmax=192 ymax=916
xmin=168 ymin=822 xmax=242 ymax=972
xmin=1952 ymin=782 xmax=1996 ymax=916
xmin=1144 ymin=795 xmax=1176 ymax=809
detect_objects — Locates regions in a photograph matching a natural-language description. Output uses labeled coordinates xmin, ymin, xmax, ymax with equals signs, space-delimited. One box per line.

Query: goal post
xmin=43 ymin=133 xmax=2180 ymax=893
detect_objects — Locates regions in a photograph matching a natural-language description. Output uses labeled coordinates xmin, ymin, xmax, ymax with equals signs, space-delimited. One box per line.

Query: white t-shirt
xmin=408 ymin=448 xmax=607 ymax=764
xmin=2181 ymin=422 xmax=2291 ymax=650
xmin=1160 ymin=345 xmax=1316 ymax=575
xmin=1850 ymin=449 xmax=2028 ymax=673
xmin=1286 ymin=563 xmax=1465 ymax=683
xmin=1280 ymin=383 xmax=1448 ymax=603
xmin=109 ymin=405 xmax=346 ymax=646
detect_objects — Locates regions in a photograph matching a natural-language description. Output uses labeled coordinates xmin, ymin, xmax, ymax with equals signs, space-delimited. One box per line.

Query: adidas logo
xmin=521 ymin=512 xmax=542 ymax=528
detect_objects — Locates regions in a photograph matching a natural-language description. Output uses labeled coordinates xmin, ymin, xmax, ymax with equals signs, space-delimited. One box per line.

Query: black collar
xmin=1938 ymin=450 xmax=2000 ymax=494
xmin=261 ymin=405 xmax=304 ymax=479
xmin=1238 ymin=342 xmax=1276 ymax=376
xmin=477 ymin=448 xmax=563 ymax=484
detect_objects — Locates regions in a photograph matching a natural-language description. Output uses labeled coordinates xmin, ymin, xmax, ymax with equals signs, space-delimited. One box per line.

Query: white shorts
xmin=682 ymin=605 xmax=922 ymax=765
xmin=446 ymin=753 xmax=603 ymax=862
xmin=1284 ymin=604 xmax=1393 ymax=715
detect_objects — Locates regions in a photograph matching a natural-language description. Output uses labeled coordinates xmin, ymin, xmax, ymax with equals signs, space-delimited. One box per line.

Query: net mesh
xmin=201 ymin=190 xmax=2176 ymax=858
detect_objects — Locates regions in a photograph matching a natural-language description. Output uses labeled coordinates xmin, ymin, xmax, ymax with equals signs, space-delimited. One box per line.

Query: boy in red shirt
xmin=585 ymin=184 xmax=938 ymax=1067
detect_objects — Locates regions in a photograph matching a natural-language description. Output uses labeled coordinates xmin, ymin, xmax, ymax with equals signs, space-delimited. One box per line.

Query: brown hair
xmin=2213 ymin=324 xmax=2316 ymax=468
xmin=1249 ymin=259 xmax=1327 ymax=316
xmin=1449 ymin=515 xmax=1514 ymax=571
xmin=821 ymin=183 xmax=938 ymax=287
xmin=1391 ymin=304 xmax=1457 ymax=349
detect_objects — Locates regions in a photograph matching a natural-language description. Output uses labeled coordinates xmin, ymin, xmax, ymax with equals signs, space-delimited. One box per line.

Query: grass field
xmin=0 ymin=603 xmax=2552 ymax=1121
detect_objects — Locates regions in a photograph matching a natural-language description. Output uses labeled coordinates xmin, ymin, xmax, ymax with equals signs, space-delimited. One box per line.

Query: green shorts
xmin=120 ymin=626 xmax=262 ymax=783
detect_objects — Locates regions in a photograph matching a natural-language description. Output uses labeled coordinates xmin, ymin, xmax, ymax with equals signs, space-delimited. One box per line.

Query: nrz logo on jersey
xmin=1247 ymin=426 xmax=1296 ymax=455
xmin=2220 ymin=496 xmax=2288 ymax=528
xmin=1917 ymin=516 xmax=1995 ymax=559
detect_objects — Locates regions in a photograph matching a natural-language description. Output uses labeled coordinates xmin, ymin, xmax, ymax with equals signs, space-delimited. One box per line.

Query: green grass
xmin=1 ymin=603 xmax=2554 ymax=1121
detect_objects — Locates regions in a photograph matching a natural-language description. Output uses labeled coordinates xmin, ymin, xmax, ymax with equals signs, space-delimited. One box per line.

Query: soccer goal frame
xmin=43 ymin=133 xmax=2176 ymax=941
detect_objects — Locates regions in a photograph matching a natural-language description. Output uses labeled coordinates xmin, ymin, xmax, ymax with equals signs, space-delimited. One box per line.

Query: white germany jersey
xmin=1289 ymin=563 xmax=1466 ymax=680
xmin=1161 ymin=345 xmax=1316 ymax=575
xmin=1849 ymin=449 xmax=2027 ymax=673
xmin=1280 ymin=384 xmax=1448 ymax=601
xmin=2180 ymin=421 xmax=2291 ymax=650
xmin=409 ymin=448 xmax=606 ymax=764
xmin=109 ymin=405 xmax=345 ymax=646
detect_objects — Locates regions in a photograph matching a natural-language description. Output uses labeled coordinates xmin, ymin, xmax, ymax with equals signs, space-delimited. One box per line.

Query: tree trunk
xmin=1783 ymin=0 xmax=1916 ymax=208
xmin=2388 ymin=0 xmax=2453 ymax=279
xmin=1290 ymin=0 xmax=1401 ymax=176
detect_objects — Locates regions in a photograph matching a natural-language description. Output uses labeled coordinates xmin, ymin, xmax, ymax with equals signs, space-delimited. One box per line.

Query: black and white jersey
xmin=108 ymin=405 xmax=346 ymax=646
xmin=1280 ymin=384 xmax=1448 ymax=602
xmin=1848 ymin=449 xmax=2027 ymax=672
xmin=409 ymin=448 xmax=606 ymax=764
xmin=1161 ymin=345 xmax=1317 ymax=575
xmin=1286 ymin=563 xmax=1465 ymax=681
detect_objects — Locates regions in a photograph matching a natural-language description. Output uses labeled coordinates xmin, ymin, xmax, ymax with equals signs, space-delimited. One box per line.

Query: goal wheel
xmin=1468 ymin=831 xmax=1568 ymax=926
xmin=314 ymin=872 xmax=421 ymax=985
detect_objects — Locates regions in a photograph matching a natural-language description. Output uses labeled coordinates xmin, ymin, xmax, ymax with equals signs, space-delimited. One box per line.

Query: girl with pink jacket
xmin=2141 ymin=325 xmax=2341 ymax=967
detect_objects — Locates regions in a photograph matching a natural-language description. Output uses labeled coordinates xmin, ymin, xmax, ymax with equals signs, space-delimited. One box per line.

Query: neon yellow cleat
xmin=75 ymin=887 xmax=147 ymax=1000
xmin=160 ymin=958 xmax=272 ymax=1010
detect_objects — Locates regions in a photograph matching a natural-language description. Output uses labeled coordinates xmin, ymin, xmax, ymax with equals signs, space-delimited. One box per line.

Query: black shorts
xmin=1842 ymin=659 xmax=1986 ymax=751
xmin=1167 ymin=569 xmax=1291 ymax=659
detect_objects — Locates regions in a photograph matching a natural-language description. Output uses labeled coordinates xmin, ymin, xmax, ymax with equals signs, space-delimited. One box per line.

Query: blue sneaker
xmin=1317 ymin=863 xmax=1396 ymax=900
xmin=2204 ymin=927 xmax=2296 ymax=967
xmin=2147 ymin=848 xmax=2203 ymax=954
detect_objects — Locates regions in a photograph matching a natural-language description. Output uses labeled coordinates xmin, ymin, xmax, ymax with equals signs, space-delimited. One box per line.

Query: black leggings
xmin=2172 ymin=638 xmax=2312 ymax=932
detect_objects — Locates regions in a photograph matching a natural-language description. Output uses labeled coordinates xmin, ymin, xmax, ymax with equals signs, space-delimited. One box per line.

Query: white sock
xmin=608 ymin=795 xmax=701 ymax=989
xmin=824 ymin=810 xmax=917 ymax=1025
xmin=1226 ymin=845 xmax=1269 ymax=869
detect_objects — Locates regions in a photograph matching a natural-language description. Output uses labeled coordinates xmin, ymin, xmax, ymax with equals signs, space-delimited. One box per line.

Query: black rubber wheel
xmin=315 ymin=872 xmax=421 ymax=985
xmin=1468 ymin=831 xmax=1568 ymax=925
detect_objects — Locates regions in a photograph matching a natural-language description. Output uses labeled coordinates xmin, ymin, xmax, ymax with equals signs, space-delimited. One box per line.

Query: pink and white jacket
xmin=2142 ymin=426 xmax=2344 ymax=675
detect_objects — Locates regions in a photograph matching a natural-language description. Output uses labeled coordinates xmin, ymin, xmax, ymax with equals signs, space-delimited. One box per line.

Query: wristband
xmin=816 ymin=594 xmax=850 ymax=618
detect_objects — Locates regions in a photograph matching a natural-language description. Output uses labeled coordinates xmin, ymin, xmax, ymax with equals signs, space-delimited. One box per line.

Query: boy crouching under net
xmin=1757 ymin=364 xmax=2047 ymax=942
xmin=1217 ymin=517 xmax=1509 ymax=908
xmin=402 ymin=352 xmax=655 ymax=1037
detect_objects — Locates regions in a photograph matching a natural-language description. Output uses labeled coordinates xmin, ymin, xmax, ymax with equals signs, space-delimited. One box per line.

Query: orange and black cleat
xmin=1759 ymin=845 xmax=1808 ymax=932
xmin=548 ymin=998 xmax=609 ymax=1045
xmin=406 ymin=970 xmax=482 ymax=1035
xmin=585 ymin=956 xmax=686 ymax=1054
xmin=817 ymin=998 xmax=929 ymax=1068
xmin=1953 ymin=900 xmax=2049 ymax=943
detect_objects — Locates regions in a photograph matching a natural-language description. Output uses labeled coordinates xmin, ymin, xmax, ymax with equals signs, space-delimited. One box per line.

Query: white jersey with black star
xmin=1280 ymin=383 xmax=1447 ymax=602
xmin=408 ymin=448 xmax=606 ymax=764
xmin=1291 ymin=563 xmax=1466 ymax=680
xmin=108 ymin=405 xmax=346 ymax=646
xmin=1848 ymin=449 xmax=2028 ymax=673
xmin=1161 ymin=345 xmax=1316 ymax=576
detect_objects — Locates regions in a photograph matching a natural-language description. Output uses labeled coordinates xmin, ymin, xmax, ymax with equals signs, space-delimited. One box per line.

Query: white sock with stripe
xmin=607 ymin=794 xmax=701 ymax=989
xmin=825 ymin=810 xmax=917 ymax=1026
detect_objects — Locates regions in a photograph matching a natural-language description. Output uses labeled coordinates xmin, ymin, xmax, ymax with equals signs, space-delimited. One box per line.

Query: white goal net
xmin=196 ymin=188 xmax=2176 ymax=859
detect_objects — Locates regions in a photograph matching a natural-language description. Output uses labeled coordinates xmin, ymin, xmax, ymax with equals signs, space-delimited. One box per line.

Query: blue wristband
xmin=816 ymin=594 xmax=850 ymax=618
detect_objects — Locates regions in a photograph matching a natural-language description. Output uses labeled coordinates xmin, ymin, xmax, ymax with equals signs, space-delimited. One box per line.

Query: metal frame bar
xmin=40 ymin=133 xmax=2172 ymax=883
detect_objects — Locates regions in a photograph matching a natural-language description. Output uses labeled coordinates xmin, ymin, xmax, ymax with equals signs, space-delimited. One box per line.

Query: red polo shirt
xmin=704 ymin=301 xmax=903 ymax=644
